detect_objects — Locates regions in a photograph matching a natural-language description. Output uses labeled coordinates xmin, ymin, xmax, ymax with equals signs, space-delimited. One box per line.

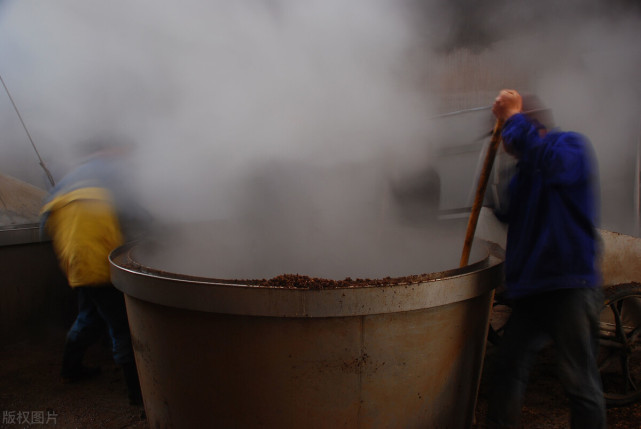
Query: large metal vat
xmin=110 ymin=238 xmax=502 ymax=429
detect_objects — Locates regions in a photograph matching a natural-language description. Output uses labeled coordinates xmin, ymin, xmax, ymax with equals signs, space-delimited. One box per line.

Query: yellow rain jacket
xmin=41 ymin=187 xmax=123 ymax=287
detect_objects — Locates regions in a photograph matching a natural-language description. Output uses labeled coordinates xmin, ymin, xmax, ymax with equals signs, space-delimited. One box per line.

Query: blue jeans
xmin=487 ymin=287 xmax=606 ymax=429
xmin=64 ymin=285 xmax=134 ymax=369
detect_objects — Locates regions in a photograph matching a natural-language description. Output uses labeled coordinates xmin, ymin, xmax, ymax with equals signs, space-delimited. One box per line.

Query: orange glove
xmin=492 ymin=89 xmax=522 ymax=121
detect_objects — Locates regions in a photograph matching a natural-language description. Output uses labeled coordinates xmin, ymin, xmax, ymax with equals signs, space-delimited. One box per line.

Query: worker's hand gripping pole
xmin=460 ymin=119 xmax=505 ymax=267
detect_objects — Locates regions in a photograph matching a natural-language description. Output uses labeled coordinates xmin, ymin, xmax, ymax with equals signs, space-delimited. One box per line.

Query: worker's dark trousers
xmin=486 ymin=288 xmax=606 ymax=429
xmin=62 ymin=285 xmax=142 ymax=404
xmin=63 ymin=285 xmax=135 ymax=369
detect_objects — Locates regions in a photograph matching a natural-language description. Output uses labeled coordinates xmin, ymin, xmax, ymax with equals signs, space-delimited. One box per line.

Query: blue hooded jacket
xmin=498 ymin=113 xmax=600 ymax=299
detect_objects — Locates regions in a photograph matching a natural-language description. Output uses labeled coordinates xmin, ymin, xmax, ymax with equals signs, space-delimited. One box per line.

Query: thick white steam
xmin=2 ymin=0 xmax=641 ymax=278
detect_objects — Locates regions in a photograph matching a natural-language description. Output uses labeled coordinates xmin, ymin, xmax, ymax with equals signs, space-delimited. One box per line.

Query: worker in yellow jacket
xmin=41 ymin=141 xmax=143 ymax=406
xmin=42 ymin=187 xmax=123 ymax=286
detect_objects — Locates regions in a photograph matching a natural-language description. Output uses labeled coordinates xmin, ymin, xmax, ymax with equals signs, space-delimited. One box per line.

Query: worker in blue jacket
xmin=487 ymin=89 xmax=605 ymax=429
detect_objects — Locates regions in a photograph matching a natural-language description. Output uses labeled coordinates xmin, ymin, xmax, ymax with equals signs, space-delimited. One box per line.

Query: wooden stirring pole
xmin=460 ymin=118 xmax=505 ymax=267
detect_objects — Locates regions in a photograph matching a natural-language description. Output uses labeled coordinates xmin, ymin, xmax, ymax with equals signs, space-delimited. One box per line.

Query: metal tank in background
xmin=0 ymin=173 xmax=71 ymax=341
